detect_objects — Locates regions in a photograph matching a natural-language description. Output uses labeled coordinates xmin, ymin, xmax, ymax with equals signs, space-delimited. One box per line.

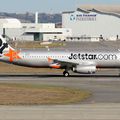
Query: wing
xmin=53 ymin=59 xmax=78 ymax=68
xmin=48 ymin=57 xmax=78 ymax=69
xmin=48 ymin=57 xmax=95 ymax=69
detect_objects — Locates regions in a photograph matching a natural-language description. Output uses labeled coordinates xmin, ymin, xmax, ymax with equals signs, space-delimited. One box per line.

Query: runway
xmin=0 ymin=70 xmax=120 ymax=119
xmin=0 ymin=104 xmax=120 ymax=120
xmin=0 ymin=70 xmax=120 ymax=104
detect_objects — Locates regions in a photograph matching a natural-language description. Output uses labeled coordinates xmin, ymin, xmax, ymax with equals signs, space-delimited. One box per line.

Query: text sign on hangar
xmin=70 ymin=13 xmax=97 ymax=21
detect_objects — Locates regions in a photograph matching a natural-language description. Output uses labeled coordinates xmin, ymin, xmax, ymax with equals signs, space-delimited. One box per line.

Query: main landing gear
xmin=63 ymin=71 xmax=69 ymax=77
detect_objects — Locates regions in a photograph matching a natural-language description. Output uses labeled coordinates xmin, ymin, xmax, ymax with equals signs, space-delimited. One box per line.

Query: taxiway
xmin=0 ymin=69 xmax=120 ymax=103
xmin=0 ymin=70 xmax=120 ymax=120
xmin=0 ymin=104 xmax=120 ymax=120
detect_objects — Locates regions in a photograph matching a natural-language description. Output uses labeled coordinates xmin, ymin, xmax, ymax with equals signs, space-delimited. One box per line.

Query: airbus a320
xmin=0 ymin=35 xmax=119 ymax=77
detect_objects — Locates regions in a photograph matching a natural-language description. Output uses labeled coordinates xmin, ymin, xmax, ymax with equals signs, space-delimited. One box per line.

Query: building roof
xmin=89 ymin=9 xmax=120 ymax=18
xmin=79 ymin=5 xmax=120 ymax=13
xmin=0 ymin=18 xmax=21 ymax=28
xmin=63 ymin=7 xmax=120 ymax=18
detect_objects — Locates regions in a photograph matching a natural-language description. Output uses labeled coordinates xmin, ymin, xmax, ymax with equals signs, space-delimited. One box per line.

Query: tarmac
xmin=0 ymin=69 xmax=120 ymax=104
xmin=0 ymin=70 xmax=120 ymax=119
xmin=0 ymin=104 xmax=120 ymax=120
xmin=1 ymin=41 xmax=120 ymax=120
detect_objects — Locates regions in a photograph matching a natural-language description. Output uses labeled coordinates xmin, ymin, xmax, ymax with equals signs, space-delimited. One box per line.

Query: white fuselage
xmin=1 ymin=49 xmax=120 ymax=69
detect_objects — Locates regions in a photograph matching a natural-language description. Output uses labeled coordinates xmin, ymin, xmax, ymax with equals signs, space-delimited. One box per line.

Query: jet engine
xmin=73 ymin=65 xmax=96 ymax=74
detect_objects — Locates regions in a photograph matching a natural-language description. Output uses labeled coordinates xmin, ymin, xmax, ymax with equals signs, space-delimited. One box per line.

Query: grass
xmin=9 ymin=41 xmax=65 ymax=49
xmin=0 ymin=62 xmax=62 ymax=73
xmin=0 ymin=83 xmax=91 ymax=105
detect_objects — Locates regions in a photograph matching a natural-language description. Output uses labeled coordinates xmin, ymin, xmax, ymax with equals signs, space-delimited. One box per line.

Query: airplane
xmin=0 ymin=35 xmax=119 ymax=77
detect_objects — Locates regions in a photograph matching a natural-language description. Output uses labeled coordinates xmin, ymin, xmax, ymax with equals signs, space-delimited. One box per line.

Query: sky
xmin=0 ymin=0 xmax=120 ymax=13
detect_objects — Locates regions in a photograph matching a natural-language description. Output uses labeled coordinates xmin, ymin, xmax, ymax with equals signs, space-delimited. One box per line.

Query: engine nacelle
xmin=73 ymin=65 xmax=96 ymax=74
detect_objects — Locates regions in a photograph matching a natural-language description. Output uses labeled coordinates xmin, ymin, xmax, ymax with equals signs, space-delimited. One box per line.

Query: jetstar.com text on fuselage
xmin=68 ymin=53 xmax=117 ymax=60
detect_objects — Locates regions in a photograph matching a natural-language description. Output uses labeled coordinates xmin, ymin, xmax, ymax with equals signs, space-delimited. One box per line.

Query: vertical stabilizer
xmin=0 ymin=35 xmax=14 ymax=54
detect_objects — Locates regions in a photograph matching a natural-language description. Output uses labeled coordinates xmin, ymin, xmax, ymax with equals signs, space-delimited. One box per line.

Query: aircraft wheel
xmin=63 ymin=71 xmax=69 ymax=77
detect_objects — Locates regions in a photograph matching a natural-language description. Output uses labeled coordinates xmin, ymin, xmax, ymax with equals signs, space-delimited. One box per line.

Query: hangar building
xmin=0 ymin=18 xmax=72 ymax=41
xmin=62 ymin=8 xmax=120 ymax=41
